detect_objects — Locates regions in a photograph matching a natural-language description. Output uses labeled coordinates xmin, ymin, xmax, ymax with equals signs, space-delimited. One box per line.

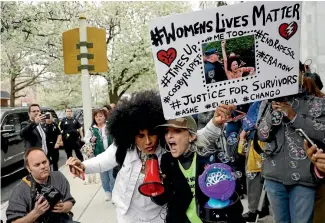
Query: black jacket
xmin=20 ymin=120 xmax=43 ymax=150
xmin=153 ymin=152 xmax=244 ymax=223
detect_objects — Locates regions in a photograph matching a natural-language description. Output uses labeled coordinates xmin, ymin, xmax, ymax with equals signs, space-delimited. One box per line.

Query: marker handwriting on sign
xmin=181 ymin=90 xmax=226 ymax=106
xmin=150 ymin=3 xmax=300 ymax=47
xmin=252 ymin=75 xmax=298 ymax=91
xmin=256 ymin=50 xmax=294 ymax=72
xmin=255 ymin=30 xmax=295 ymax=59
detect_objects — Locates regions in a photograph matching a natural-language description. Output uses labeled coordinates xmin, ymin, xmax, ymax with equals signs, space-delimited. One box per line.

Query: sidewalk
xmin=56 ymin=165 xmax=117 ymax=223
xmin=1 ymin=165 xmax=274 ymax=223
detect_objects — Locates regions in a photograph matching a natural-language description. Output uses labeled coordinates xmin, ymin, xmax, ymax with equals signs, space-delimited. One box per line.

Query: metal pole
xmin=79 ymin=15 xmax=92 ymax=132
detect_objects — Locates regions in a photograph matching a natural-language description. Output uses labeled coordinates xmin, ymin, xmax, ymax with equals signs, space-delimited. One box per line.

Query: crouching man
xmin=6 ymin=148 xmax=76 ymax=223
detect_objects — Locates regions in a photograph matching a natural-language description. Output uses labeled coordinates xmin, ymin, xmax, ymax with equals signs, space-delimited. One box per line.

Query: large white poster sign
xmin=149 ymin=1 xmax=302 ymax=119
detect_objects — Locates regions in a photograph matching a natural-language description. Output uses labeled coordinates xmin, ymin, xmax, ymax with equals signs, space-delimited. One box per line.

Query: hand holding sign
xmin=212 ymin=104 xmax=237 ymax=126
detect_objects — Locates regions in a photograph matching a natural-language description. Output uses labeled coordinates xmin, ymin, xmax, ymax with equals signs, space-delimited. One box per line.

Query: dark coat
xmin=20 ymin=120 xmax=43 ymax=150
xmin=152 ymin=152 xmax=244 ymax=223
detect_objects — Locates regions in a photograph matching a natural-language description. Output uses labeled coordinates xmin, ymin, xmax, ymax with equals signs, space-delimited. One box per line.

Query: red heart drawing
xmin=157 ymin=48 xmax=177 ymax=67
xmin=279 ymin=22 xmax=298 ymax=40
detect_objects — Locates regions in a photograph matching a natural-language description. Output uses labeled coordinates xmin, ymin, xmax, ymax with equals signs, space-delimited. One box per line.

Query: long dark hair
xmin=107 ymin=90 xmax=165 ymax=166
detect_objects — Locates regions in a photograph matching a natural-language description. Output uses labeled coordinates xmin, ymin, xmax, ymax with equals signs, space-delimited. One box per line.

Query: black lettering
xmin=242 ymin=15 xmax=249 ymax=27
xmin=281 ymin=6 xmax=287 ymax=19
xmin=206 ymin=21 xmax=213 ymax=32
xmin=265 ymin=13 xmax=273 ymax=23
xmin=182 ymin=94 xmax=191 ymax=106
xmin=234 ymin=16 xmax=241 ymax=28
xmin=285 ymin=6 xmax=292 ymax=18
xmin=293 ymin=3 xmax=300 ymax=20
xmin=216 ymin=13 xmax=226 ymax=32
xmin=253 ymin=5 xmax=266 ymax=26
xmin=181 ymin=54 xmax=189 ymax=63
xmin=163 ymin=23 xmax=176 ymax=44
xmin=184 ymin=44 xmax=192 ymax=55
xmin=176 ymin=27 xmax=184 ymax=38
xmin=194 ymin=22 xmax=200 ymax=35
xmin=219 ymin=89 xmax=226 ymax=97
xmin=184 ymin=25 xmax=194 ymax=37
xmin=270 ymin=8 xmax=279 ymax=21
xmin=253 ymin=81 xmax=259 ymax=91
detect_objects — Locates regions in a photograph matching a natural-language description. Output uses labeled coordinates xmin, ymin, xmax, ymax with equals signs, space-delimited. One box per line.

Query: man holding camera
xmin=6 ymin=148 xmax=75 ymax=223
xmin=21 ymin=104 xmax=48 ymax=154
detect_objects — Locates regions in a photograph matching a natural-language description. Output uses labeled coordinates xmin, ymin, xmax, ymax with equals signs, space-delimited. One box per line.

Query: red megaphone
xmin=138 ymin=154 xmax=164 ymax=197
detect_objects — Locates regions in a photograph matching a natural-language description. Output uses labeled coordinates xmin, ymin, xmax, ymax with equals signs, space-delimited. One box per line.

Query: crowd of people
xmin=5 ymin=60 xmax=325 ymax=223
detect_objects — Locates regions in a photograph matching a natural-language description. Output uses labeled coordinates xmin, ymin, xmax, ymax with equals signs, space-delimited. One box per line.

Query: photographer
xmin=6 ymin=148 xmax=75 ymax=223
xmin=20 ymin=104 xmax=48 ymax=154
xmin=41 ymin=112 xmax=62 ymax=171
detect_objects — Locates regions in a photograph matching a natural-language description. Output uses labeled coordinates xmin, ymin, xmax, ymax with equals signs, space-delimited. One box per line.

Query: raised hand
xmin=212 ymin=104 xmax=237 ymax=126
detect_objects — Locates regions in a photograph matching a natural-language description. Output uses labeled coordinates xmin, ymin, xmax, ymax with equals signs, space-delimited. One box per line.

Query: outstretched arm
xmin=241 ymin=67 xmax=255 ymax=75
xmin=221 ymin=40 xmax=233 ymax=80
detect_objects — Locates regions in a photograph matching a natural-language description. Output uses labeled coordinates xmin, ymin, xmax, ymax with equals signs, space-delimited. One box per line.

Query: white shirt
xmin=84 ymin=124 xmax=108 ymax=150
xmin=36 ymin=124 xmax=48 ymax=155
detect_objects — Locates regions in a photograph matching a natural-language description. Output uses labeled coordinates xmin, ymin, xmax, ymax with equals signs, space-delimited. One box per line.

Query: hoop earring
xmin=164 ymin=144 xmax=171 ymax=153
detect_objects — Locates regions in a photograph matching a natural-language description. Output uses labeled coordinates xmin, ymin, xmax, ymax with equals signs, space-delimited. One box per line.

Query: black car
xmin=1 ymin=107 xmax=58 ymax=178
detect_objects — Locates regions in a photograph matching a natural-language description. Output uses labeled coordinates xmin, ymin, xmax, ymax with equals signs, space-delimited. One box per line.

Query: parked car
xmin=1 ymin=107 xmax=58 ymax=178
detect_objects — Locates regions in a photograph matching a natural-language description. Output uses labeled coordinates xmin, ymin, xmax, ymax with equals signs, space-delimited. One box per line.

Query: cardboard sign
xmin=149 ymin=1 xmax=302 ymax=119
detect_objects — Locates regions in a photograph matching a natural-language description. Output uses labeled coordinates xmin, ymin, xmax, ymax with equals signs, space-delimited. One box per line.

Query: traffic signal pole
xmin=79 ymin=15 xmax=92 ymax=133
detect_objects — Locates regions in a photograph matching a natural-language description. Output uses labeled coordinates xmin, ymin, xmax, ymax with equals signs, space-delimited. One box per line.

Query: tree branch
xmin=14 ymin=94 xmax=27 ymax=99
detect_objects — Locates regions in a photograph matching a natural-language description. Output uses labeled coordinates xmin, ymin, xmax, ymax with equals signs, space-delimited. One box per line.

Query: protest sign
xmin=149 ymin=1 xmax=302 ymax=119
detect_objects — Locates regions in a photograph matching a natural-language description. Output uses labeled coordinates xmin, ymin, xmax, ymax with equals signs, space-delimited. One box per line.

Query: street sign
xmin=63 ymin=27 xmax=108 ymax=75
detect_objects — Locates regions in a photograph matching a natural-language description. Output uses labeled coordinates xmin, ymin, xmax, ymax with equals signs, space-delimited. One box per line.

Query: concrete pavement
xmin=1 ymin=164 xmax=274 ymax=223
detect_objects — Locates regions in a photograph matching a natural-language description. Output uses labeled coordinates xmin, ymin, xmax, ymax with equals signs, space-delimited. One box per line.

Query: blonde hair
xmin=188 ymin=131 xmax=214 ymax=156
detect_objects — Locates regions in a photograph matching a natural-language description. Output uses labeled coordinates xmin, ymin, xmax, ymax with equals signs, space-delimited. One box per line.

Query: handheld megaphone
xmin=138 ymin=154 xmax=164 ymax=197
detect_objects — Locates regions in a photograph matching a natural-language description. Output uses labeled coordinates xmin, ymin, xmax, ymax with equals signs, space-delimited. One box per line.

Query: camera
xmin=45 ymin=114 xmax=51 ymax=119
xmin=269 ymin=96 xmax=288 ymax=103
xmin=36 ymin=185 xmax=62 ymax=209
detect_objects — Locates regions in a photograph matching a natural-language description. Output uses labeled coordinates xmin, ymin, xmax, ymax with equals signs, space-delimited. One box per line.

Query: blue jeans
xmin=100 ymin=169 xmax=115 ymax=193
xmin=265 ymin=179 xmax=316 ymax=223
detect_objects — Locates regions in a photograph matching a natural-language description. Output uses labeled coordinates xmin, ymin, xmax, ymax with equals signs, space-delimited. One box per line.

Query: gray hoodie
xmin=257 ymin=95 xmax=325 ymax=187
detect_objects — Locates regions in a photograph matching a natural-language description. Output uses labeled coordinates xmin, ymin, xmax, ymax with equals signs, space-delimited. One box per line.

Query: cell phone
xmin=295 ymin=129 xmax=315 ymax=146
xmin=45 ymin=114 xmax=50 ymax=119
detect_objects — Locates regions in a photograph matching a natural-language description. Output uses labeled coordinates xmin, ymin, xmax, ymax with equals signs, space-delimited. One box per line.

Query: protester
xmin=304 ymin=141 xmax=325 ymax=223
xmin=6 ymin=148 xmax=75 ymax=223
xmin=103 ymin=105 xmax=112 ymax=116
xmin=41 ymin=112 xmax=62 ymax=171
xmin=20 ymin=104 xmax=48 ymax=154
xmin=256 ymin=72 xmax=325 ymax=223
xmin=152 ymin=115 xmax=245 ymax=223
xmin=221 ymin=40 xmax=255 ymax=80
xmin=59 ymin=108 xmax=84 ymax=161
xmin=66 ymin=90 xmax=235 ymax=223
xmin=237 ymin=101 xmax=270 ymax=221
xmin=84 ymin=108 xmax=114 ymax=201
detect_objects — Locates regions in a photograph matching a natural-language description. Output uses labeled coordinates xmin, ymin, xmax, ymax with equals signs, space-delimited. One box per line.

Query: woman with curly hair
xmin=66 ymin=90 xmax=235 ymax=223
xmin=221 ymin=40 xmax=255 ymax=80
